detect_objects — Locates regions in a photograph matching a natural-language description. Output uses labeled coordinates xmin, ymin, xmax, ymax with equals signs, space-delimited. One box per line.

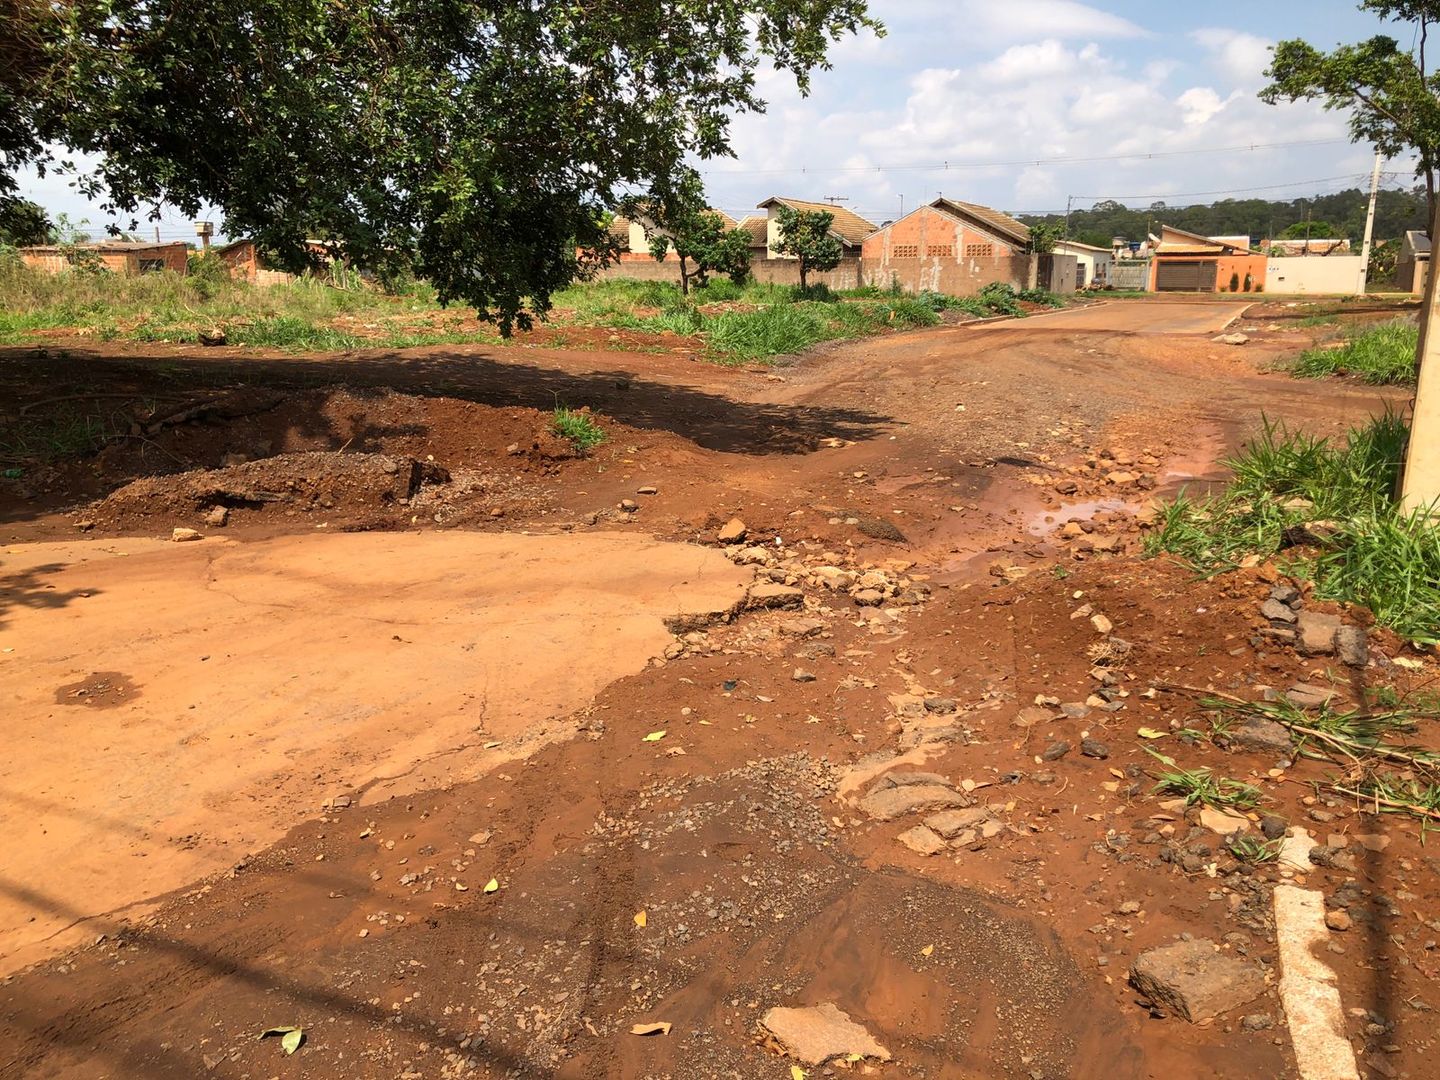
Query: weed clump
xmin=1293 ymin=320 xmax=1417 ymax=384
xmin=552 ymin=407 xmax=605 ymax=453
xmin=1146 ymin=412 xmax=1440 ymax=643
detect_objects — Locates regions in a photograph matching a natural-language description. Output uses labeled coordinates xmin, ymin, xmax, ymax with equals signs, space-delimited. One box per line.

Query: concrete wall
xmin=1217 ymin=254 xmax=1268 ymax=293
xmin=1264 ymin=256 xmax=1366 ymax=296
xmin=1398 ymin=254 xmax=1429 ymax=294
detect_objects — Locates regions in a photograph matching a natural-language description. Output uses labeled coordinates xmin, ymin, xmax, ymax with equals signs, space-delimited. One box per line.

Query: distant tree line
xmin=1018 ymin=187 xmax=1429 ymax=250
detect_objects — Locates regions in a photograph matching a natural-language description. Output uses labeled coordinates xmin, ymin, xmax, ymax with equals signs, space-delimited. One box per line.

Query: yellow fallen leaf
xmin=1108 ymin=768 xmax=1124 ymax=779
xmin=920 ymin=944 xmax=934 ymax=957
xmin=1394 ymin=656 xmax=1425 ymax=670
xmin=629 ymin=1021 xmax=672 ymax=1036
xmin=1137 ymin=727 xmax=1167 ymax=739
xmin=483 ymin=878 xmax=499 ymax=894
xmin=642 ymin=730 xmax=667 ymax=742
xmin=634 ymin=910 xmax=647 ymax=928
xmin=791 ymin=1067 xmax=807 ymax=1080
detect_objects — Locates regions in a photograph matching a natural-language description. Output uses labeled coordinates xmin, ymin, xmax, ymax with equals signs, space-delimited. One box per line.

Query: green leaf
xmin=260 ymin=1026 xmax=305 ymax=1054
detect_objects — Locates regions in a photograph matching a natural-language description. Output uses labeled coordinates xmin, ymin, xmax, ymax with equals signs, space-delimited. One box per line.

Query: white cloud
xmin=979 ymin=40 xmax=1082 ymax=83
xmin=1191 ymin=28 xmax=1275 ymax=87
xmin=948 ymin=0 xmax=1146 ymax=42
xmin=1177 ymin=86 xmax=1226 ymax=126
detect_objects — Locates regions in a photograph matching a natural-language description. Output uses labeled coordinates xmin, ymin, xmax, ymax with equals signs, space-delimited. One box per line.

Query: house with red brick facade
xmin=860 ymin=199 xmax=1038 ymax=295
xmin=19 ymin=241 xmax=190 ymax=276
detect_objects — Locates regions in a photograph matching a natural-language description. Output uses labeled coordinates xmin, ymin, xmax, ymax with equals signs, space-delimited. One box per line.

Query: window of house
xmin=926 ymin=244 xmax=954 ymax=258
xmin=138 ymin=258 xmax=167 ymax=273
xmin=965 ymin=243 xmax=994 ymax=258
xmin=892 ymin=243 xmax=920 ymax=258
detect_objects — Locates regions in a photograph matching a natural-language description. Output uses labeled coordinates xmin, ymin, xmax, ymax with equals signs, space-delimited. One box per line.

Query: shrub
xmin=1018 ymin=287 xmax=1064 ymax=308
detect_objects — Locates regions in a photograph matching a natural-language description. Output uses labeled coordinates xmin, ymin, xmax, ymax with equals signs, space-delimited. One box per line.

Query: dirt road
xmin=0 ymin=300 xmax=1430 ymax=1079
xmin=0 ymin=532 xmax=747 ymax=974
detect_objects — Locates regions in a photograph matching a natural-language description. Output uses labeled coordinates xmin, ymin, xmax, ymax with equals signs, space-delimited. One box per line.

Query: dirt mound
xmin=85 ymin=451 xmax=450 ymax=532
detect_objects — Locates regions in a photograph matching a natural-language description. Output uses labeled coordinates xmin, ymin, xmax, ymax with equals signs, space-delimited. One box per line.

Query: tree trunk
xmin=1427 ymin=167 xmax=1437 ymax=235
xmin=678 ymin=256 xmax=690 ymax=295
xmin=798 ymin=258 xmax=808 ymax=291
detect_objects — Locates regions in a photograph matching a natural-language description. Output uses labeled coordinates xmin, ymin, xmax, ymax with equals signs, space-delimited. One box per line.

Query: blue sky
xmin=15 ymin=0 xmax=1417 ymax=240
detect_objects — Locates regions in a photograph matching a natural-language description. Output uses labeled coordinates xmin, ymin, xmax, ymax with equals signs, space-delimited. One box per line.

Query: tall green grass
xmin=1293 ymin=320 xmax=1418 ymax=384
xmin=1147 ymin=412 xmax=1440 ymax=643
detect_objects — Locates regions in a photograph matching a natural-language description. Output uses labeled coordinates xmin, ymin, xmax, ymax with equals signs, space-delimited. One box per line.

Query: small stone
xmin=1325 ymin=909 xmax=1353 ymax=932
xmin=1105 ymin=471 xmax=1138 ymax=485
xmin=924 ymin=807 xmax=992 ymax=838
xmin=203 ymin=506 xmax=229 ymax=527
xmin=637 ymin=485 xmax=658 ymax=495
xmin=1012 ymin=705 xmax=1053 ymax=729
xmin=717 ymin=517 xmax=747 ymax=543
xmin=198 ymin=328 xmax=227 ymax=347
xmin=1054 ymin=479 xmax=1079 ymax=495
xmin=1286 ymin=682 xmax=1341 ymax=709
xmin=1335 ymin=626 xmax=1368 ymax=667
xmin=1060 ymin=701 xmax=1091 ymax=719
xmin=923 ymin=697 xmax=957 ymax=715
xmin=1116 ymin=900 xmax=1141 ymax=915
xmin=896 ymin=825 xmax=948 ymax=856
xmin=1041 ymin=741 xmax=1071 ymax=762
xmin=1260 ymin=598 xmax=1297 ymax=624
xmin=1259 ymin=815 xmax=1288 ymax=841
xmin=1269 ymin=583 xmax=1301 ymax=606
xmin=619 ymin=499 xmax=639 ymax=512
xmin=1242 ymin=1014 xmax=1274 ymax=1032
xmin=851 ymin=588 xmax=884 ymax=606
xmin=1228 ymin=717 xmax=1292 ymax=755
xmin=171 ymin=527 xmax=202 ymax=543
xmin=746 ymin=583 xmax=804 ymax=610
xmin=1129 ymin=939 xmax=1266 ymax=1023
xmin=792 ymin=668 xmax=816 ymax=683
xmin=780 ymin=618 xmax=827 ymax=638
xmin=1080 ymin=738 xmax=1109 ymax=760
xmin=1090 ymin=613 xmax=1113 ymax=634
xmin=1213 ymin=332 xmax=1249 ymax=345
xmin=1296 ymin=611 xmax=1341 ymax=656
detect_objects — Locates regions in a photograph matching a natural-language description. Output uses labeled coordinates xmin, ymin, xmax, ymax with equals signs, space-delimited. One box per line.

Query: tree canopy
xmin=1261 ymin=0 xmax=1440 ymax=222
xmin=7 ymin=0 xmax=878 ymax=329
xmin=639 ymin=172 xmax=752 ymax=294
xmin=771 ymin=204 xmax=843 ymax=289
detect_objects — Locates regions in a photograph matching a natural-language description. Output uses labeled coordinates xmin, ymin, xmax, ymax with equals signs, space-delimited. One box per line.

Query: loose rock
xmin=1080 ymin=738 xmax=1109 ymax=760
xmin=896 ymin=825 xmax=948 ymax=856
xmin=1129 ymin=939 xmax=1266 ymax=1023
xmin=717 ymin=517 xmax=748 ymax=543
xmin=760 ymin=1003 xmax=891 ymax=1066
xmin=171 ymin=527 xmax=202 ymax=543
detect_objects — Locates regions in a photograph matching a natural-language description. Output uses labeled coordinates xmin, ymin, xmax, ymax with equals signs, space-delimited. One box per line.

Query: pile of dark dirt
xmin=82 ymin=451 xmax=451 ymax=533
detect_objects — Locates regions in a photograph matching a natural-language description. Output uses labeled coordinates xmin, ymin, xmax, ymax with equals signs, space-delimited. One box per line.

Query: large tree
xmin=9 ymin=0 xmax=877 ymax=330
xmin=1261 ymin=0 xmax=1440 ymax=222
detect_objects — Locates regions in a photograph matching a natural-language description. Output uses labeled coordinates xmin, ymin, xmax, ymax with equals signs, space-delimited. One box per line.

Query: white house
xmin=1053 ymin=240 xmax=1114 ymax=288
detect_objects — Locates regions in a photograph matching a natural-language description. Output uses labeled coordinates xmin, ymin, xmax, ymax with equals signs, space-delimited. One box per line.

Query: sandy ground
xmin=0 ymin=532 xmax=748 ymax=974
xmin=0 ymin=299 xmax=1433 ymax=1079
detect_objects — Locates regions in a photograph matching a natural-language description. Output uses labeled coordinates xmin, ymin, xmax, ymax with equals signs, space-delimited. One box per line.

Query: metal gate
xmin=1155 ymin=260 xmax=1218 ymax=291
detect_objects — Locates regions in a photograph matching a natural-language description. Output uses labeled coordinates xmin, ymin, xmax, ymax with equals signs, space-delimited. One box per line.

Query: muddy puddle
xmin=0 ymin=530 xmax=749 ymax=974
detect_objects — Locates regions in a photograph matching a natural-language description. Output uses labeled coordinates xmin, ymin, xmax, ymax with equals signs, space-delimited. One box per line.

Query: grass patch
xmin=1147 ymin=412 xmax=1440 ymax=643
xmin=552 ymin=407 xmax=605 ymax=453
xmin=1150 ymin=757 xmax=1263 ymax=810
xmin=1293 ymin=319 xmax=1417 ymax=384
xmin=1227 ymin=835 xmax=1283 ymax=864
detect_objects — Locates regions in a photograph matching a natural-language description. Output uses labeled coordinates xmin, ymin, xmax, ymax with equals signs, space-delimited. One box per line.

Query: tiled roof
xmin=21 ymin=240 xmax=187 ymax=253
xmin=737 ymin=215 xmax=769 ymax=247
xmin=756 ymin=197 xmax=878 ymax=246
xmin=930 ymin=199 xmax=1031 ymax=246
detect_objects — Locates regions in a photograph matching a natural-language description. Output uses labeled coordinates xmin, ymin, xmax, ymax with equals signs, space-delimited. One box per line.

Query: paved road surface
xmin=971 ymin=299 xmax=1248 ymax=334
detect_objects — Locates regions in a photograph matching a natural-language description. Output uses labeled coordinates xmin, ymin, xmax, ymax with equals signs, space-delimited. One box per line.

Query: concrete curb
xmin=1274 ymin=884 xmax=1359 ymax=1080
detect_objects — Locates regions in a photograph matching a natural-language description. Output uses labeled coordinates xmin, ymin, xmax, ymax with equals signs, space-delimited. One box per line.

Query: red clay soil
xmin=0 ymin=301 xmax=1434 ymax=1079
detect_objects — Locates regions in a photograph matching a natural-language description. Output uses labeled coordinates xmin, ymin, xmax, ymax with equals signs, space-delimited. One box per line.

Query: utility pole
xmin=1401 ymin=194 xmax=1440 ymax=513
xmin=1359 ymin=148 xmax=1384 ymax=293
xmin=1063 ymin=195 xmax=1074 ymax=242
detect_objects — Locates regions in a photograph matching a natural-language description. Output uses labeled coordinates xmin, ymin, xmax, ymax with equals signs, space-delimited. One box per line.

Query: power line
xmin=699 ymin=137 xmax=1355 ymax=177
